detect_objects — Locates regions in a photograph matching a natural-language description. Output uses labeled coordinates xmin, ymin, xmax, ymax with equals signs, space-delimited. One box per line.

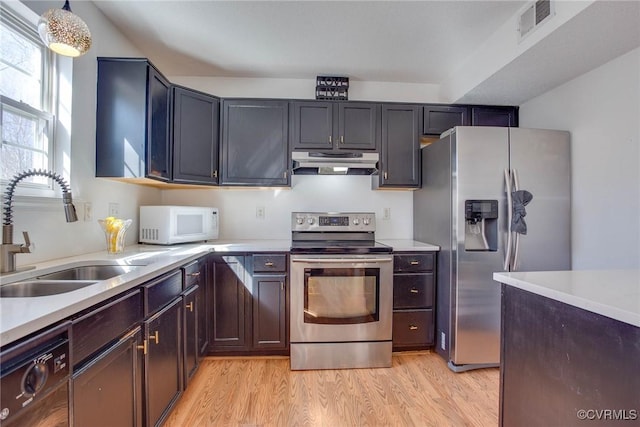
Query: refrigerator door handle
xmin=512 ymin=169 xmax=521 ymax=271
xmin=504 ymin=169 xmax=513 ymax=270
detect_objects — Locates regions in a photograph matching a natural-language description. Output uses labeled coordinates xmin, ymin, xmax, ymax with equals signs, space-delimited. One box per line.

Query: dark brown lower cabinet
xmin=210 ymin=255 xmax=250 ymax=351
xmin=144 ymin=297 xmax=183 ymax=427
xmin=392 ymin=252 xmax=436 ymax=351
xmin=209 ymin=254 xmax=288 ymax=355
xmin=72 ymin=327 xmax=144 ymax=427
xmin=252 ymin=274 xmax=287 ymax=349
xmin=183 ymin=285 xmax=199 ymax=387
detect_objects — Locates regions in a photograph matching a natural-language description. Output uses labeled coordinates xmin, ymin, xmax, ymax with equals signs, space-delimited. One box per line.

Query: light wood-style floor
xmin=164 ymin=351 xmax=499 ymax=427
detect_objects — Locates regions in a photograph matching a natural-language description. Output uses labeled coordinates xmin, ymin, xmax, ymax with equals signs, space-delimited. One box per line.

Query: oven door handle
xmin=291 ymin=257 xmax=393 ymax=263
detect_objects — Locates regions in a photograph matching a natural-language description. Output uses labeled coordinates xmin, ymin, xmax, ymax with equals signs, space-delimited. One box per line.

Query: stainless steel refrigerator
xmin=414 ymin=126 xmax=571 ymax=372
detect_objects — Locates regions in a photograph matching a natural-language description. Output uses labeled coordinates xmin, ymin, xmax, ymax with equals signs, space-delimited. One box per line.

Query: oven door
xmin=290 ymin=254 xmax=393 ymax=343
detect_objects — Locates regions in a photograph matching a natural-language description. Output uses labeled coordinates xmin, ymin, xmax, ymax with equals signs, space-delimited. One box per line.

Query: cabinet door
xmin=96 ymin=59 xmax=147 ymax=178
xmin=183 ymin=285 xmax=199 ymax=387
xmin=471 ymin=106 xmax=518 ymax=127
xmin=172 ymin=87 xmax=219 ymax=184
xmin=221 ymin=100 xmax=289 ymax=186
xmin=146 ymin=65 xmax=172 ymax=181
xmin=198 ymin=257 xmax=210 ymax=357
xmin=423 ymin=105 xmax=469 ymax=135
xmin=145 ymin=298 xmax=183 ymax=427
xmin=337 ymin=103 xmax=379 ymax=150
xmin=210 ymin=256 xmax=250 ymax=350
xmin=291 ymin=101 xmax=333 ymax=150
xmin=377 ymin=104 xmax=421 ymax=188
xmin=252 ymin=274 xmax=287 ymax=350
xmin=73 ymin=327 xmax=144 ymax=427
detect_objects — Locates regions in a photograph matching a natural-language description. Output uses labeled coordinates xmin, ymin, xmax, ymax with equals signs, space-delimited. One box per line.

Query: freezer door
xmin=508 ymin=128 xmax=571 ymax=271
xmin=452 ymin=127 xmax=509 ymax=366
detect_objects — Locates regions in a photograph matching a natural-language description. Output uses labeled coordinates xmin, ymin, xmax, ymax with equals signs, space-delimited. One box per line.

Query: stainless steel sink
xmin=0 ymin=280 xmax=97 ymax=297
xmin=36 ymin=264 xmax=142 ymax=281
xmin=0 ymin=263 xmax=146 ymax=297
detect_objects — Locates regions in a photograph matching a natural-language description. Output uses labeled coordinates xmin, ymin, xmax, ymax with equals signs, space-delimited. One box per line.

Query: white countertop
xmin=378 ymin=239 xmax=440 ymax=252
xmin=0 ymin=240 xmax=291 ymax=346
xmin=493 ymin=270 xmax=640 ymax=327
xmin=0 ymin=238 xmax=439 ymax=347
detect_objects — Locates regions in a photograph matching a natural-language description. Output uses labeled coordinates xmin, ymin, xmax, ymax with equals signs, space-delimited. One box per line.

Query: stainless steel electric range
xmin=289 ymin=212 xmax=393 ymax=370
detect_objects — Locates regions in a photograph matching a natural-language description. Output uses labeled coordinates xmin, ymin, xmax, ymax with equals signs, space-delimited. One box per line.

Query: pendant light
xmin=38 ymin=0 xmax=91 ymax=57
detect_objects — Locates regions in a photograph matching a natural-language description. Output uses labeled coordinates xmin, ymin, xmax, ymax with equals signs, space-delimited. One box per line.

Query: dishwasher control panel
xmin=0 ymin=323 xmax=70 ymax=424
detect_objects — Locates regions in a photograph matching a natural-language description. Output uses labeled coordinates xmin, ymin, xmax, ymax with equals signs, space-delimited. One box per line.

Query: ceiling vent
xmin=518 ymin=0 xmax=554 ymax=42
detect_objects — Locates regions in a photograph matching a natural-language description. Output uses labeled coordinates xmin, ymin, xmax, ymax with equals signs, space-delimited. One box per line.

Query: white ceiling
xmin=91 ymin=1 xmax=640 ymax=105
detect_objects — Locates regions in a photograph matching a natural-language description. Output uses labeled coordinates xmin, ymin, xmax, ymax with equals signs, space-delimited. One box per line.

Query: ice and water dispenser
xmin=464 ymin=200 xmax=498 ymax=251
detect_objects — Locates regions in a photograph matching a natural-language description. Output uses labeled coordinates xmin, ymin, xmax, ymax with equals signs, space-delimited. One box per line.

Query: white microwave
xmin=139 ymin=206 xmax=219 ymax=245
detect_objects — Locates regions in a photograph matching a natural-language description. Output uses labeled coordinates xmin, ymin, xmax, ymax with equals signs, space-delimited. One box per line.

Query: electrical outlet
xmin=383 ymin=207 xmax=391 ymax=220
xmin=83 ymin=202 xmax=92 ymax=222
xmin=256 ymin=206 xmax=265 ymax=220
xmin=108 ymin=202 xmax=120 ymax=217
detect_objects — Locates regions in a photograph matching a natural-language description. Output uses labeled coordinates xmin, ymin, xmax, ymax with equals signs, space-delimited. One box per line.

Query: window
xmin=1 ymin=2 xmax=59 ymax=192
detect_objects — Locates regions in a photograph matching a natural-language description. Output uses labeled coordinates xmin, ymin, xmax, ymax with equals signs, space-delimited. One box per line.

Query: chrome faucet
xmin=1 ymin=169 xmax=78 ymax=274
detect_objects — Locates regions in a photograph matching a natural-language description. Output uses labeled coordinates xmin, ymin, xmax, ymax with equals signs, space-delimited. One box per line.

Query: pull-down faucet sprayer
xmin=1 ymin=169 xmax=77 ymax=273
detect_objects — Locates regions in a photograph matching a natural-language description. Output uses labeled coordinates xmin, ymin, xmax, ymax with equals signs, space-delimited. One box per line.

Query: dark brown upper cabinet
xmin=172 ymin=86 xmax=219 ymax=185
xmin=291 ymin=101 xmax=380 ymax=151
xmin=220 ymin=99 xmax=290 ymax=186
xmin=423 ymin=105 xmax=470 ymax=136
xmin=96 ymin=57 xmax=171 ymax=182
xmin=471 ymin=106 xmax=518 ymax=127
xmin=374 ymin=104 xmax=422 ymax=189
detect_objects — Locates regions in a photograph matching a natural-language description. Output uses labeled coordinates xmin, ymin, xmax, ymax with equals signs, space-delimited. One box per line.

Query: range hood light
xmin=332 ymin=166 xmax=349 ymax=174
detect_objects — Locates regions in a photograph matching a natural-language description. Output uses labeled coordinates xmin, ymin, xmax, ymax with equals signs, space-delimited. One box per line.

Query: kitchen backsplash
xmin=161 ymin=175 xmax=413 ymax=240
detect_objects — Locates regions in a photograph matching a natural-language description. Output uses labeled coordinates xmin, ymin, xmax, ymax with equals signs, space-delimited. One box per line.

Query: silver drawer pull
xmin=264 ymin=262 xmax=274 ymax=267
xmin=410 ymin=288 xmax=419 ymax=294
xmin=409 ymin=325 xmax=418 ymax=331
xmin=410 ymin=261 xmax=420 ymax=265
xmin=188 ymin=272 xmax=200 ymax=277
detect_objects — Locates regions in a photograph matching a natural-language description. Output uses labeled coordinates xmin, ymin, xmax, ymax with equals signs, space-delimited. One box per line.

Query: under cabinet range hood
xmin=291 ymin=151 xmax=379 ymax=175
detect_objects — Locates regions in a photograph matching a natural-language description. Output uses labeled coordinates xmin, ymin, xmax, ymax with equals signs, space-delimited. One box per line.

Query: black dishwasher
xmin=0 ymin=322 xmax=71 ymax=426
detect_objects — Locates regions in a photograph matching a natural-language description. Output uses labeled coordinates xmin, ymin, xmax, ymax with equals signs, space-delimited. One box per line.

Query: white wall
xmin=171 ymin=76 xmax=442 ymax=103
xmin=13 ymin=1 xmax=162 ymax=267
xmin=161 ymin=175 xmax=413 ymax=240
xmin=520 ymin=47 xmax=640 ymax=269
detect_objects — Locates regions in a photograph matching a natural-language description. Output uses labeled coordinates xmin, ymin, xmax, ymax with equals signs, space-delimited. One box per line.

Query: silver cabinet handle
xmin=329 ymin=135 xmax=332 ymax=144
xmin=264 ymin=262 xmax=274 ymax=267
xmin=340 ymin=135 xmax=344 ymax=144
xmin=409 ymin=325 xmax=418 ymax=331
xmin=410 ymin=288 xmax=419 ymax=294
xmin=410 ymin=260 xmax=420 ymax=265
xmin=188 ymin=272 xmax=200 ymax=277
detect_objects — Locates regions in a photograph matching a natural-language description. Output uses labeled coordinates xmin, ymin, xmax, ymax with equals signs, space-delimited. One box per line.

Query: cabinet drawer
xmin=182 ymin=260 xmax=202 ymax=289
xmin=72 ymin=290 xmax=142 ymax=366
xmin=393 ymin=273 xmax=434 ymax=309
xmin=392 ymin=310 xmax=434 ymax=347
xmin=144 ymin=270 xmax=183 ymax=315
xmin=252 ymin=254 xmax=287 ymax=273
xmin=394 ymin=253 xmax=434 ymax=272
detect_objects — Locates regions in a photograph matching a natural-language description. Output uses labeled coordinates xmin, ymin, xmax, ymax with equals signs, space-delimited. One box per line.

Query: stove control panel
xmin=292 ymin=212 xmax=376 ymax=232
